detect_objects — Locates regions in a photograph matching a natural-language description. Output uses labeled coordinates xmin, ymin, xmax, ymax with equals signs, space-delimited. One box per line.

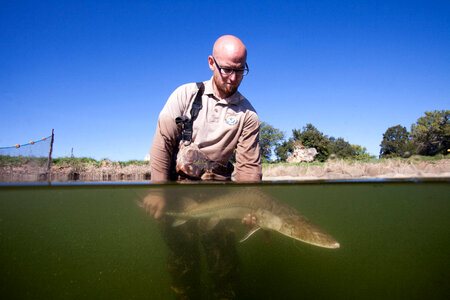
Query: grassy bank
xmin=262 ymin=155 xmax=449 ymax=180
xmin=1 ymin=153 xmax=447 ymax=169
xmin=51 ymin=157 xmax=149 ymax=167
xmin=262 ymin=154 xmax=447 ymax=168
xmin=0 ymin=155 xmax=150 ymax=167
xmin=1 ymin=155 xmax=448 ymax=182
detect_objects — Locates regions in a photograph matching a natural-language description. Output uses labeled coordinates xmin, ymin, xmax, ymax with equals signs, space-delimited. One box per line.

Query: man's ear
xmin=208 ymin=56 xmax=214 ymax=71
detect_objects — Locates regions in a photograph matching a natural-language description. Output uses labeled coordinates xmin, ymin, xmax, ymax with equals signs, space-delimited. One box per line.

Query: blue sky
xmin=1 ymin=0 xmax=449 ymax=161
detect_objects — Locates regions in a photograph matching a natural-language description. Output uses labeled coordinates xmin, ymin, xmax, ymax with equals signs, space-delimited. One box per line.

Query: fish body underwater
xmin=165 ymin=188 xmax=340 ymax=249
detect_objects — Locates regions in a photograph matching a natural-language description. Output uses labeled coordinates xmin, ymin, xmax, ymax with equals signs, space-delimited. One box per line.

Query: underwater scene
xmin=0 ymin=180 xmax=449 ymax=299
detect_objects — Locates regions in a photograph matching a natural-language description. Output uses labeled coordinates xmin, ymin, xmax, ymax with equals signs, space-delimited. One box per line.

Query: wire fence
xmin=0 ymin=130 xmax=54 ymax=182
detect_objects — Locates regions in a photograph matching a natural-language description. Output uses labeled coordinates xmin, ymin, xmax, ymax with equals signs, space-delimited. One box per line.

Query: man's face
xmin=210 ymin=55 xmax=246 ymax=99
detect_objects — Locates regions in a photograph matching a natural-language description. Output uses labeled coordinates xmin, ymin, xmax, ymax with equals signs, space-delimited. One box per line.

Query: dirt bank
xmin=1 ymin=158 xmax=449 ymax=183
xmin=262 ymin=158 xmax=450 ymax=181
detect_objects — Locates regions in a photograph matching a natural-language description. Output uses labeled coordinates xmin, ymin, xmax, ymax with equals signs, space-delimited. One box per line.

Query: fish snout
xmin=329 ymin=242 xmax=340 ymax=249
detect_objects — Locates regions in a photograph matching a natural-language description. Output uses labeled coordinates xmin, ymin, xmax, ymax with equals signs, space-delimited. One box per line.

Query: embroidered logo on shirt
xmin=226 ymin=115 xmax=238 ymax=125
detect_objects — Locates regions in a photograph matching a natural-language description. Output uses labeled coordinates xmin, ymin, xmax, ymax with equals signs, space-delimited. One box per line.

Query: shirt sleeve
xmin=149 ymin=84 xmax=196 ymax=182
xmin=234 ymin=111 xmax=262 ymax=182
xmin=149 ymin=113 xmax=179 ymax=182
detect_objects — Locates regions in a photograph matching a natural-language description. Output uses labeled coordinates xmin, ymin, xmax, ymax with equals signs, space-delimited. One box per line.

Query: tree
xmin=328 ymin=137 xmax=354 ymax=159
xmin=259 ymin=122 xmax=285 ymax=163
xmin=292 ymin=124 xmax=330 ymax=161
xmin=380 ymin=125 xmax=414 ymax=158
xmin=273 ymin=123 xmax=373 ymax=162
xmin=352 ymin=145 xmax=373 ymax=161
xmin=411 ymin=110 xmax=449 ymax=156
xmin=275 ymin=139 xmax=294 ymax=162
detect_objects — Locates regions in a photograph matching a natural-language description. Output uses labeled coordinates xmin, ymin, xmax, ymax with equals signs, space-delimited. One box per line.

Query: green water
xmin=0 ymin=181 xmax=449 ymax=299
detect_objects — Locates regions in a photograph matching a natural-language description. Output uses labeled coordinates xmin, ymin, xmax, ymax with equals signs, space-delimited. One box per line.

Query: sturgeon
xmin=165 ymin=187 xmax=340 ymax=249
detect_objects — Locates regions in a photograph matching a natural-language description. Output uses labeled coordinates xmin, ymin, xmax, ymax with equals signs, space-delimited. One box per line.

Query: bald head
xmin=208 ymin=35 xmax=247 ymax=99
xmin=212 ymin=35 xmax=247 ymax=64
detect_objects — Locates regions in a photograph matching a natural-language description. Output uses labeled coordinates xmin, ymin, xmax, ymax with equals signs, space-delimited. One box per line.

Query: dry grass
xmin=262 ymin=158 xmax=450 ymax=181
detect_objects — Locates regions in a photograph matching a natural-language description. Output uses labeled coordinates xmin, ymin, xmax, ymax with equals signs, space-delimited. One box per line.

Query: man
xmin=143 ymin=35 xmax=261 ymax=299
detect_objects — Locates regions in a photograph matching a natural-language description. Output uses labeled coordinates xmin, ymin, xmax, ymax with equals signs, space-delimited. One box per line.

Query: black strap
xmin=175 ymin=82 xmax=204 ymax=145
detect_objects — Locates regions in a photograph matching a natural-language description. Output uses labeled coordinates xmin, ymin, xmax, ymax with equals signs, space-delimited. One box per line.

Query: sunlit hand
xmin=142 ymin=193 xmax=166 ymax=219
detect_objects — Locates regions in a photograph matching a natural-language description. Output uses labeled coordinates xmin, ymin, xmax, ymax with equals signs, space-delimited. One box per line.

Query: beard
xmin=213 ymin=72 xmax=240 ymax=98
xmin=217 ymin=83 xmax=239 ymax=98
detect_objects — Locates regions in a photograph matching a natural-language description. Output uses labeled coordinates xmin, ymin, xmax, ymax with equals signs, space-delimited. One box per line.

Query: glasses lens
xmin=220 ymin=68 xmax=248 ymax=76
xmin=221 ymin=68 xmax=234 ymax=75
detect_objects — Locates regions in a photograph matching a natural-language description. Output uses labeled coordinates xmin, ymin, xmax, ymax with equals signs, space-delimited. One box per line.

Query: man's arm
xmin=149 ymin=83 xmax=195 ymax=182
xmin=149 ymin=114 xmax=179 ymax=182
xmin=147 ymin=84 xmax=196 ymax=218
xmin=146 ymin=114 xmax=179 ymax=219
xmin=234 ymin=111 xmax=262 ymax=182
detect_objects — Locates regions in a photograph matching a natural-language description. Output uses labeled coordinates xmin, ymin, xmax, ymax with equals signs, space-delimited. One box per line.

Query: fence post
xmin=46 ymin=129 xmax=54 ymax=178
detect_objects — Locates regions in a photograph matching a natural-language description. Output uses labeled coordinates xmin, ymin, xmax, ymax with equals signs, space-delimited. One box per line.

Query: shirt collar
xmin=204 ymin=77 xmax=243 ymax=105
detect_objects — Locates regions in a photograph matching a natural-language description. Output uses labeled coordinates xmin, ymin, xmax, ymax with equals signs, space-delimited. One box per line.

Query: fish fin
xmin=206 ymin=218 xmax=220 ymax=230
xmin=239 ymin=226 xmax=261 ymax=243
xmin=172 ymin=218 xmax=187 ymax=227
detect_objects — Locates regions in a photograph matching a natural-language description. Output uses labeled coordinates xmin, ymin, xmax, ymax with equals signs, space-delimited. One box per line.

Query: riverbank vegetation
xmin=1 ymin=152 xmax=446 ymax=169
xmin=0 ymin=156 xmax=150 ymax=168
xmin=262 ymin=155 xmax=449 ymax=180
xmin=260 ymin=109 xmax=449 ymax=163
xmin=1 ymin=154 xmax=448 ymax=182
xmin=0 ymin=155 xmax=48 ymax=167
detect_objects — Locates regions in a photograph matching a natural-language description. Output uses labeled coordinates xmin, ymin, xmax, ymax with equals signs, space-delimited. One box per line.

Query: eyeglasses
xmin=213 ymin=57 xmax=249 ymax=76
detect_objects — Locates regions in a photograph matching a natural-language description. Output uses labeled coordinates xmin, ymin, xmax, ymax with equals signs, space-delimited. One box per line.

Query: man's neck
xmin=211 ymin=80 xmax=226 ymax=100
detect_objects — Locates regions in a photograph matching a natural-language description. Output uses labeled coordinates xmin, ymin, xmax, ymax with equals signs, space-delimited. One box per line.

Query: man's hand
xmin=241 ymin=213 xmax=257 ymax=227
xmin=142 ymin=193 xmax=166 ymax=219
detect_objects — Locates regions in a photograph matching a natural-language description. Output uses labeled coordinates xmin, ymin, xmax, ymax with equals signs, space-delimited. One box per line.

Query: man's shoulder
xmin=235 ymin=93 xmax=258 ymax=115
xmin=173 ymin=81 xmax=204 ymax=96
